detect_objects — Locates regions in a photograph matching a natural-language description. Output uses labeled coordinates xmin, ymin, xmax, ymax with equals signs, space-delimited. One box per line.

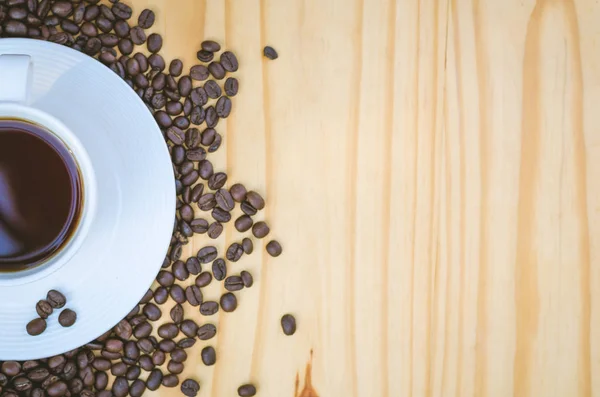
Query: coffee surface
xmin=0 ymin=119 xmax=82 ymax=271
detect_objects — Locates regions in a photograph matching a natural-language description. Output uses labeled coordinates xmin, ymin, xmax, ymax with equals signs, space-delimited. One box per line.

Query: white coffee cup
xmin=0 ymin=54 xmax=97 ymax=285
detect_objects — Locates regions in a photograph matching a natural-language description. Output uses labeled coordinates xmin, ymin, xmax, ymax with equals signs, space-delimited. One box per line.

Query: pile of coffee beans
xmin=0 ymin=0 xmax=291 ymax=395
xmin=27 ymin=290 xmax=75 ymax=336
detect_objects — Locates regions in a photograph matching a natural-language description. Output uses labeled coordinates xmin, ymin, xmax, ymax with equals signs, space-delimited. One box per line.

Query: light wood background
xmin=126 ymin=0 xmax=600 ymax=396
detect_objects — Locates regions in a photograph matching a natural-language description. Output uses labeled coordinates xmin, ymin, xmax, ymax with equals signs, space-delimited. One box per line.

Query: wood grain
xmin=125 ymin=0 xmax=600 ymax=395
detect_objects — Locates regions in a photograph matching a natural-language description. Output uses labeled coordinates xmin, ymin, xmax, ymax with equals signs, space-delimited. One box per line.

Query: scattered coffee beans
xmin=238 ymin=384 xmax=258 ymax=396
xmin=281 ymin=314 xmax=297 ymax=335
xmin=58 ymin=309 xmax=77 ymax=327
xmin=26 ymin=318 xmax=47 ymax=336
xmin=263 ymin=45 xmax=279 ymax=60
xmin=181 ymin=378 xmax=200 ymax=397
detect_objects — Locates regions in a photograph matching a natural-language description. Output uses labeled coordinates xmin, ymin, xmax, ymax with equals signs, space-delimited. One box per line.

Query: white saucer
xmin=0 ymin=39 xmax=175 ymax=360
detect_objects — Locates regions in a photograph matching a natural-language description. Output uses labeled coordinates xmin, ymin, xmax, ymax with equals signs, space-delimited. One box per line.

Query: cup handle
xmin=0 ymin=55 xmax=32 ymax=104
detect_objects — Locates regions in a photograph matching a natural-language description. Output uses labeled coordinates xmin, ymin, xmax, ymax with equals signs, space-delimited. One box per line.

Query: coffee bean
xmin=61 ymin=19 xmax=79 ymax=34
xmin=139 ymin=355 xmax=154 ymax=371
xmin=264 ymin=46 xmax=279 ymax=60
xmin=185 ymin=285 xmax=203 ymax=306
xmin=195 ymin=272 xmax=212 ymax=288
xmin=162 ymin=374 xmax=179 ymax=388
xmin=225 ymin=77 xmax=239 ymax=96
xmin=198 ymin=193 xmax=216 ymax=211
xmin=168 ymin=304 xmax=183 ymax=324
xmin=212 ymin=207 xmax=231 ymax=223
xmin=169 ymin=59 xmax=183 ymax=76
xmin=220 ymin=51 xmax=239 ymax=72
xmin=197 ymin=49 xmax=214 ymax=62
xmin=242 ymin=238 xmax=254 ymax=254
xmin=252 ymin=221 xmax=270 ymax=238
xmin=58 ymin=309 xmax=77 ymax=327
xmin=226 ymin=243 xmax=244 ymax=262
xmin=200 ymin=301 xmax=219 ymax=316
xmin=149 ymin=53 xmax=166 ymax=71
xmin=209 ymin=173 xmax=229 ymax=193
xmin=189 ymin=65 xmax=209 ymax=81
xmin=210 ymin=259 xmax=226 ymax=281
xmin=158 ymin=339 xmax=176 ymax=354
xmin=180 ymin=221 xmax=193 ymax=238
xmin=191 ymin=87 xmax=208 ymax=107
xmin=170 ymin=284 xmax=186 ymax=304
xmin=165 ymin=359 xmax=183 ymax=375
xmin=133 ymin=321 xmax=153 ymax=339
xmin=2 ymin=361 xmax=21 ymax=376
xmin=209 ymin=134 xmax=223 ymax=153
xmin=138 ymin=8 xmax=155 ymax=28
xmin=134 ymin=52 xmax=149 ymax=72
xmin=180 ymin=379 xmax=200 ymax=397
xmin=140 ymin=288 xmax=154 ymax=304
xmin=36 ymin=300 xmax=53 ymax=319
xmin=101 ymin=349 xmax=121 ymax=360
xmin=4 ymin=20 xmax=27 ymax=36
xmin=7 ymin=7 xmax=26 ymax=21
xmin=130 ymin=26 xmax=146 ymax=44
xmin=190 ymin=218 xmax=209 ymax=234
xmin=83 ymin=5 xmax=99 ymax=21
xmin=225 ymin=276 xmax=244 ymax=291
xmin=281 ymin=314 xmax=296 ymax=335
xmin=190 ymin=106 xmax=206 ymax=125
xmin=204 ymin=80 xmax=221 ymax=98
xmin=199 ymin=159 xmax=214 ymax=180
xmin=154 ymin=286 xmax=168 ymax=304
xmin=142 ymin=303 xmax=162 ymax=321
xmin=146 ymin=369 xmax=163 ymax=391
xmin=51 ymin=1 xmax=72 ymax=17
xmin=46 ymin=290 xmax=66 ymax=309
xmin=158 ymin=323 xmax=179 ymax=339
xmin=245 ymin=191 xmax=265 ymax=210
xmin=184 ymin=128 xmax=201 ymax=149
xmin=47 ymin=381 xmax=68 ymax=397
xmin=91 ymin=358 xmax=111 ymax=372
xmin=207 ymin=222 xmax=223 ymax=239
xmin=238 ymin=384 xmax=257 ymax=396
xmin=129 ymin=379 xmax=146 ymax=397
xmin=112 ymin=376 xmax=129 ymax=397
xmin=201 ymin=346 xmax=216 ymax=366
xmin=241 ymin=270 xmax=254 ymax=287
xmin=114 ymin=19 xmax=129 ymax=37
xmin=201 ymin=40 xmax=220 ymax=52
xmin=157 ymin=270 xmax=175 ymax=287
xmin=208 ymin=62 xmax=226 ymax=80
xmin=26 ymin=318 xmax=46 ymax=336
xmin=152 ymin=350 xmax=166 ymax=366
xmin=197 ymin=246 xmax=218 ymax=264
xmin=96 ymin=16 xmax=113 ymax=33
xmin=126 ymin=57 xmax=140 ymax=75
xmin=100 ymin=4 xmax=116 ymax=21
xmin=186 ymin=147 xmax=206 ymax=161
xmin=220 ymin=292 xmax=237 ymax=312
xmin=266 ymin=240 xmax=283 ymax=257
xmin=155 ymin=110 xmax=172 ymax=127
xmin=113 ymin=319 xmax=132 ymax=339
xmin=179 ymin=76 xmax=193 ymax=96
xmin=172 ymin=260 xmax=189 ymax=281
xmin=174 ymin=115 xmax=190 ymax=129
xmin=95 ymin=371 xmax=108 ymax=390
xmin=112 ymin=2 xmax=132 ymax=19
xmin=28 ymin=367 xmax=50 ymax=382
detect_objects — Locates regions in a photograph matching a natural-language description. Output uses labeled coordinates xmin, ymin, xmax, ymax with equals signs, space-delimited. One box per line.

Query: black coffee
xmin=0 ymin=119 xmax=82 ymax=271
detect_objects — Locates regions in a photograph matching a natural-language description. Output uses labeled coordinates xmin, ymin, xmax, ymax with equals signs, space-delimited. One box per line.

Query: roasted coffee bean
xmin=198 ymin=159 xmax=214 ymax=180
xmin=200 ymin=128 xmax=216 ymax=146
xmin=207 ymin=222 xmax=223 ymax=239
xmin=157 ymin=270 xmax=175 ymax=287
xmin=204 ymin=80 xmax=221 ymax=98
xmin=191 ymin=87 xmax=208 ymax=107
xmin=241 ymin=270 xmax=254 ymax=287
xmin=142 ymin=302 xmax=162 ymax=321
xmin=158 ymin=323 xmax=179 ymax=339
xmin=172 ymin=260 xmax=189 ymax=281
xmin=172 ymin=145 xmax=186 ymax=164
xmin=151 ymin=92 xmax=166 ymax=109
xmin=26 ymin=318 xmax=46 ymax=336
xmin=155 ymin=110 xmax=172 ymax=127
xmin=180 ymin=204 xmax=194 ymax=222
xmin=2 ymin=361 xmax=21 ymax=376
xmin=246 ymin=191 xmax=265 ymax=210
xmin=83 ymin=5 xmax=99 ymax=21
xmin=8 ymin=7 xmax=27 ymax=20
xmin=225 ymin=276 xmax=244 ymax=292
xmin=47 ymin=290 xmax=66 ymax=308
xmin=209 ymin=260 xmax=226 ymax=282
xmin=147 ymin=369 xmax=163 ymax=391
xmin=185 ymin=285 xmax=203 ymax=306
xmin=185 ymin=257 xmax=202 ymax=275
xmin=242 ymin=238 xmax=254 ymax=254
xmin=139 ymin=355 xmax=154 ymax=371
xmin=112 ymin=376 xmax=129 ymax=397
xmin=190 ymin=218 xmax=209 ymax=234
xmin=201 ymin=346 xmax=216 ymax=366
xmin=238 ymin=384 xmax=257 ymax=396
xmin=212 ymin=207 xmax=231 ymax=223
xmin=99 ymin=50 xmax=117 ymax=65
xmin=226 ymin=243 xmax=244 ymax=262
xmin=195 ymin=272 xmax=212 ymax=288
xmin=205 ymin=106 xmax=219 ymax=128
xmin=134 ymin=52 xmax=149 ymax=72
xmin=137 ymin=338 xmax=154 ymax=354
xmin=69 ymin=379 xmax=84 ymax=395
xmin=51 ymin=1 xmax=72 ymax=17
xmin=130 ymin=314 xmax=147 ymax=327
xmin=229 ymin=183 xmax=247 ymax=202
xmin=130 ymin=26 xmax=146 ymax=44
xmin=190 ymin=105 xmax=206 ymax=125
xmin=112 ymin=2 xmax=132 ymax=19
xmin=185 ymin=127 xmax=201 ymax=148
xmin=114 ymin=319 xmax=133 ymax=339
xmin=101 ymin=349 xmax=121 ymax=360
xmin=216 ymin=96 xmax=232 ymax=118
xmin=126 ymin=57 xmax=140 ymax=75
xmin=27 ymin=367 xmax=50 ymax=382
xmin=169 ymin=59 xmax=183 ymax=76
xmin=133 ymin=321 xmax=153 ymax=339
xmin=46 ymin=381 xmax=68 ymax=397
xmin=103 ymin=338 xmax=124 ymax=354
xmin=178 ymin=76 xmax=192 ymax=96
xmin=36 ymin=300 xmax=53 ymax=319
xmin=138 ymin=8 xmax=155 ymax=28
xmin=152 ymin=350 xmax=166 ymax=366
xmin=281 ymin=314 xmax=297 ymax=335
xmin=170 ymin=284 xmax=186 ymax=304
xmin=130 ymin=379 xmax=146 ymax=397
xmin=162 ymin=374 xmax=179 ymax=387
xmin=198 ymin=194 xmax=217 ymax=211
xmin=100 ymin=4 xmax=116 ymax=21
xmin=76 ymin=349 xmax=94 ymax=370
xmin=196 ymin=324 xmax=217 ymax=341
xmin=181 ymin=379 xmax=200 ymax=397
xmin=252 ymin=221 xmax=270 ymax=238
xmin=190 ymin=64 xmax=209 ymax=81
xmin=81 ymin=21 xmax=99 ymax=37
xmin=48 ymin=32 xmax=69 ymax=44
xmin=140 ymin=288 xmax=154 ymax=304
xmin=96 ymin=16 xmax=113 ymax=33
xmin=114 ymin=19 xmax=129 ymax=37
xmin=170 ymin=348 xmax=189 ymax=363
xmin=91 ymin=358 xmax=111 ymax=371
xmin=224 ymin=77 xmax=239 ymax=96
xmin=215 ymin=188 xmax=234 ymax=210
xmin=170 ymin=241 xmax=183 ymax=261
xmin=201 ymin=40 xmax=220 ymax=52
xmin=48 ymin=355 xmax=67 ymax=374
xmin=264 ymin=46 xmax=279 ymax=59
xmin=125 ymin=366 xmax=141 ymax=380
xmin=186 ymin=147 xmax=206 ymax=161
xmin=241 ymin=201 xmax=258 ymax=216
xmin=61 ymin=19 xmax=79 ymax=34
xmin=178 ymin=338 xmax=196 ymax=349
xmin=79 ymin=366 xmax=94 ymax=386
xmin=220 ymin=292 xmax=237 ymax=312
xmin=208 ymin=62 xmax=226 ymax=79
xmin=134 ymin=73 xmax=149 ymax=88
xmin=95 ymin=371 xmax=108 ymax=390
xmin=197 ymin=49 xmax=214 ymax=62
xmin=197 ymin=246 xmax=218 ymax=264
xmin=220 ymin=51 xmax=239 ymax=72
xmin=174 ymin=115 xmax=190 ymax=129
xmin=200 ymin=301 xmax=219 ymax=316
xmin=149 ymin=53 xmax=166 ymax=71
xmin=118 ymin=37 xmax=134 ymax=54
xmin=266 ymin=240 xmax=283 ymax=257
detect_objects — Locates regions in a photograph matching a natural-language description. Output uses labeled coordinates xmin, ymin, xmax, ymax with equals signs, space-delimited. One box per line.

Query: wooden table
xmin=128 ymin=0 xmax=600 ymax=396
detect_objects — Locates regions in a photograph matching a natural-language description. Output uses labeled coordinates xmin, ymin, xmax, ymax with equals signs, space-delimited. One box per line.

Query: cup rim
xmin=0 ymin=103 xmax=96 ymax=286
